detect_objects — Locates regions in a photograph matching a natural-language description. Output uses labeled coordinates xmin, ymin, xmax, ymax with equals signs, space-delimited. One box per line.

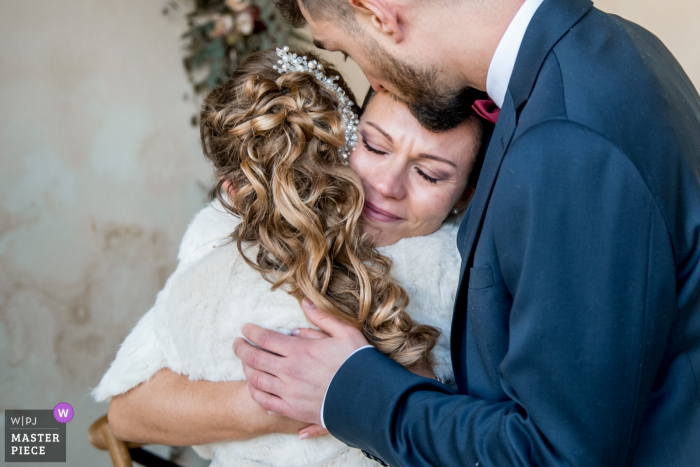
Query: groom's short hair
xmin=275 ymin=0 xmax=357 ymax=31
xmin=276 ymin=0 xmax=467 ymax=29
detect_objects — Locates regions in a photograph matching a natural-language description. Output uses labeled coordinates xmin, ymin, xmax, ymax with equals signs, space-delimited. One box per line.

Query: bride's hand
xmin=298 ymin=424 xmax=329 ymax=440
xmin=406 ymin=362 xmax=436 ymax=380
xmin=265 ymin=411 xmax=312 ymax=435
xmin=266 ymin=406 xmax=328 ymax=438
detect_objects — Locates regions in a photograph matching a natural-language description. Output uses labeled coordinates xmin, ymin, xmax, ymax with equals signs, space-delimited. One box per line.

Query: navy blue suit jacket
xmin=323 ymin=0 xmax=700 ymax=465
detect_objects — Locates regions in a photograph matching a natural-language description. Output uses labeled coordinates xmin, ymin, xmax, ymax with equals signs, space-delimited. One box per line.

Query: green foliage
xmin=174 ymin=0 xmax=307 ymax=96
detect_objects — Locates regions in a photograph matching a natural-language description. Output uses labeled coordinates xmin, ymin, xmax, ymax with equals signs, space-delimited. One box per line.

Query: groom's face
xmin=301 ymin=5 xmax=476 ymax=133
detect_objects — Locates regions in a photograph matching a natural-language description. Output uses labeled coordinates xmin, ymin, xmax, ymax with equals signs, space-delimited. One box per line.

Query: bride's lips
xmin=363 ymin=201 xmax=402 ymax=223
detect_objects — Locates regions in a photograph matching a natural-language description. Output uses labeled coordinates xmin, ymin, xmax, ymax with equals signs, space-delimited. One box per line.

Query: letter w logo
xmin=58 ymin=409 xmax=69 ymax=418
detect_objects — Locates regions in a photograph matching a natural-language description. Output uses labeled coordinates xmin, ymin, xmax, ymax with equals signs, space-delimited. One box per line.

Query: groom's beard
xmin=373 ymin=44 xmax=480 ymax=132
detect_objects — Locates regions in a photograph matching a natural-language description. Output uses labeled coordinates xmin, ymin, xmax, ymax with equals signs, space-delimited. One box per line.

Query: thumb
xmin=301 ymin=298 xmax=353 ymax=337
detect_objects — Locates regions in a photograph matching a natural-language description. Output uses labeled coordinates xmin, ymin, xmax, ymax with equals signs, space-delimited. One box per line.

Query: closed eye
xmin=361 ymin=135 xmax=387 ymax=155
xmin=415 ymin=168 xmax=439 ymax=184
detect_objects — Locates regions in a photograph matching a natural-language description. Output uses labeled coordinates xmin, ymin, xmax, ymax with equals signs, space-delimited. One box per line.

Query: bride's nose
xmin=370 ymin=160 xmax=407 ymax=200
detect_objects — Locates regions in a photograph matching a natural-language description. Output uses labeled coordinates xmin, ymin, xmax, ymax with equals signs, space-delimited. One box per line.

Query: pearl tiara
xmin=273 ymin=46 xmax=359 ymax=163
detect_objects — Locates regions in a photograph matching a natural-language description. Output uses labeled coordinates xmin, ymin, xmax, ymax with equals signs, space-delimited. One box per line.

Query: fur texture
xmin=94 ymin=200 xmax=460 ymax=466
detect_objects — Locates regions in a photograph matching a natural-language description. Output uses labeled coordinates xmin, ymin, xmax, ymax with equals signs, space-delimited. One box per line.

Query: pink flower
xmin=211 ymin=13 xmax=234 ymax=38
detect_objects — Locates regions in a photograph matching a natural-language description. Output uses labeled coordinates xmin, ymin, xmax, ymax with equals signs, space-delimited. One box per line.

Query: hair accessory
xmin=273 ymin=46 xmax=359 ymax=163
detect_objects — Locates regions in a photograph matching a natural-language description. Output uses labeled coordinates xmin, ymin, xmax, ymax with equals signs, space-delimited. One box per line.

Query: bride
xmin=94 ymin=47 xmax=485 ymax=466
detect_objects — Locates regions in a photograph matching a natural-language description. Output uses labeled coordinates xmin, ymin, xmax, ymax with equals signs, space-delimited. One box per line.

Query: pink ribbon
xmin=472 ymin=98 xmax=500 ymax=124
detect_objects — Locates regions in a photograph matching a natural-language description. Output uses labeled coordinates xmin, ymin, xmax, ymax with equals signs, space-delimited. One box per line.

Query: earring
xmin=452 ymin=208 xmax=459 ymax=215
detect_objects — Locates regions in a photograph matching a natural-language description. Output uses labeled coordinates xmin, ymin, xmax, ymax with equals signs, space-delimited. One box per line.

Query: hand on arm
xmin=107 ymin=368 xmax=309 ymax=445
xmin=286 ymin=312 xmax=435 ymax=440
xmin=233 ymin=298 xmax=369 ymax=425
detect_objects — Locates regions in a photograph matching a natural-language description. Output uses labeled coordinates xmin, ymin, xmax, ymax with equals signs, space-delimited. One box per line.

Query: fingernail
xmin=299 ymin=433 xmax=309 ymax=440
xmin=241 ymin=324 xmax=248 ymax=335
xmin=302 ymin=298 xmax=316 ymax=308
xmin=267 ymin=410 xmax=277 ymax=416
xmin=291 ymin=328 xmax=300 ymax=336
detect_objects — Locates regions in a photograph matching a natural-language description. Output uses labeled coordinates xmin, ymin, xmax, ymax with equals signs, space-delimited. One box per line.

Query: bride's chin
xmin=362 ymin=224 xmax=402 ymax=248
xmin=361 ymin=220 xmax=389 ymax=247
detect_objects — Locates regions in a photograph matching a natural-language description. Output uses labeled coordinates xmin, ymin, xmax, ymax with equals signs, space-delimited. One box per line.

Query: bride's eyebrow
xmin=418 ymin=153 xmax=457 ymax=168
xmin=365 ymin=122 xmax=393 ymax=143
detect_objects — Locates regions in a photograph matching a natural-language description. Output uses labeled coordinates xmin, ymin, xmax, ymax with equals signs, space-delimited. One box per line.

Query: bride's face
xmin=350 ymin=92 xmax=481 ymax=247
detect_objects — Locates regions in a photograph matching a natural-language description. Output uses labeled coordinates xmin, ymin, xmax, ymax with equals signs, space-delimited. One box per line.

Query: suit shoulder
xmin=505 ymin=120 xmax=655 ymax=200
xmin=510 ymin=119 xmax=619 ymax=158
xmin=497 ymin=120 xmax=674 ymax=247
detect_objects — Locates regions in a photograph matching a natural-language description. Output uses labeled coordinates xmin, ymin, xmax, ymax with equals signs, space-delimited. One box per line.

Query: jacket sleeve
xmin=323 ymin=121 xmax=677 ymax=466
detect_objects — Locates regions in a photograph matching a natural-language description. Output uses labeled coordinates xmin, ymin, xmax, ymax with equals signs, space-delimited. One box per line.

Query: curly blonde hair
xmin=200 ymin=48 xmax=439 ymax=368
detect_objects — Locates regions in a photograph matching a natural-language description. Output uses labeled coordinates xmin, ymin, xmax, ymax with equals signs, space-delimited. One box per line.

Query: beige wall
xmin=0 ymin=1 xmax=698 ymax=466
xmin=0 ymin=1 xmax=212 ymax=465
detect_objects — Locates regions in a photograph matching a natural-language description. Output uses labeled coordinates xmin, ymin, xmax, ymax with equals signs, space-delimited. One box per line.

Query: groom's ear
xmin=348 ymin=0 xmax=404 ymax=43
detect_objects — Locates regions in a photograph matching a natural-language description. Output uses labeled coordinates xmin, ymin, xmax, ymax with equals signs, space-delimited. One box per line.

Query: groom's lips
xmin=363 ymin=201 xmax=402 ymax=223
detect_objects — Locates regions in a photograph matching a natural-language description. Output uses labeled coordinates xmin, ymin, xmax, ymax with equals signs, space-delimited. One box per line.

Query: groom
xmin=234 ymin=0 xmax=700 ymax=465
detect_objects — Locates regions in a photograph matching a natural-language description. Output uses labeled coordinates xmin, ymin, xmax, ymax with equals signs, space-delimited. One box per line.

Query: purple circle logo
xmin=53 ymin=402 xmax=73 ymax=424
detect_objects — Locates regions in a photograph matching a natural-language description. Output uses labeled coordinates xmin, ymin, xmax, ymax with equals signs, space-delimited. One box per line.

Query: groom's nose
xmin=367 ymin=75 xmax=386 ymax=93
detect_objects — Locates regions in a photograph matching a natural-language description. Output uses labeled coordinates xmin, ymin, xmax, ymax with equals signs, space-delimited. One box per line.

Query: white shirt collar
xmin=486 ymin=0 xmax=545 ymax=108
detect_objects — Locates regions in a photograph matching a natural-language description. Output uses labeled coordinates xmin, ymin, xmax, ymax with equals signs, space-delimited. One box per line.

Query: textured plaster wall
xmin=0 ymin=1 xmax=698 ymax=466
xmin=0 ymin=0 xmax=212 ymax=465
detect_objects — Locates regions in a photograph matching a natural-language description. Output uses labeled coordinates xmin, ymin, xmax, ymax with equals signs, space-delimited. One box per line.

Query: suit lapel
xmin=457 ymin=91 xmax=518 ymax=285
xmin=451 ymin=92 xmax=517 ymax=390
xmin=451 ymin=0 xmax=594 ymax=392
xmin=509 ymin=0 xmax=594 ymax=111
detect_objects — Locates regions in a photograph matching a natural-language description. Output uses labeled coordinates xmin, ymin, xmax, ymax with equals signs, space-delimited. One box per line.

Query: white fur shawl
xmin=94 ymin=200 xmax=461 ymax=467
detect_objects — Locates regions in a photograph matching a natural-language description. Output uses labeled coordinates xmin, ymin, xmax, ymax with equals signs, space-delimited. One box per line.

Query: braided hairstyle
xmin=200 ymin=48 xmax=439 ymax=368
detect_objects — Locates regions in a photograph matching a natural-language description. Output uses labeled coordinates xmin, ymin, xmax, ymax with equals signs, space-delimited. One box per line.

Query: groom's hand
xmin=233 ymin=298 xmax=369 ymax=425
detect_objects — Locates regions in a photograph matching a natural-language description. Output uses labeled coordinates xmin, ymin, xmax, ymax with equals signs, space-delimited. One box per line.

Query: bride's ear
xmin=348 ymin=0 xmax=404 ymax=43
xmin=221 ymin=179 xmax=237 ymax=200
xmin=456 ymin=185 xmax=476 ymax=211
